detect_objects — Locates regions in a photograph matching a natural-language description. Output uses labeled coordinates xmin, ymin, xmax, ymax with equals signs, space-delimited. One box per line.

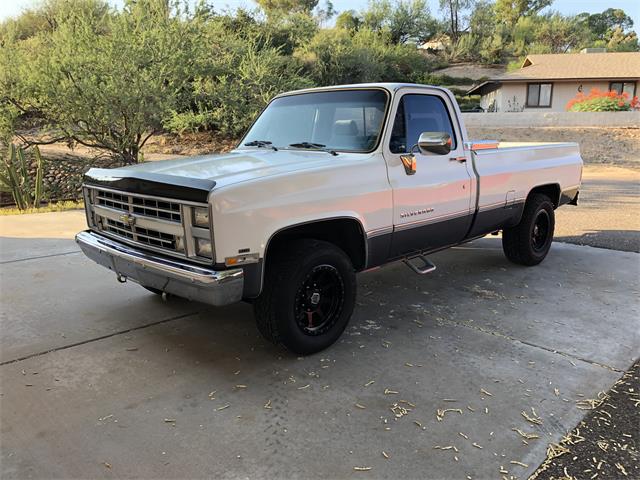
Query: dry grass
xmin=0 ymin=200 xmax=84 ymax=216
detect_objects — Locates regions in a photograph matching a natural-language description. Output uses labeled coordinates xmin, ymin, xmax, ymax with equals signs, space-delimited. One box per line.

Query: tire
xmin=502 ymin=193 xmax=555 ymax=266
xmin=254 ymin=239 xmax=357 ymax=355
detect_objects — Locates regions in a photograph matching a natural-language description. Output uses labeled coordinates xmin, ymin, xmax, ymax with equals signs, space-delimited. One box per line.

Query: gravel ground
xmin=530 ymin=361 xmax=639 ymax=480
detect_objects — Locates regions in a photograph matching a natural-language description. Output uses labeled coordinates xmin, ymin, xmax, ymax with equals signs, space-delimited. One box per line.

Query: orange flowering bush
xmin=566 ymin=88 xmax=639 ymax=112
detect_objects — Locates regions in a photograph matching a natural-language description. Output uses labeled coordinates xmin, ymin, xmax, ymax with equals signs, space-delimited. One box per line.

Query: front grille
xmin=104 ymin=218 xmax=134 ymax=239
xmin=96 ymin=190 xmax=181 ymax=223
xmin=103 ymin=218 xmax=177 ymax=250
xmin=85 ymin=185 xmax=212 ymax=264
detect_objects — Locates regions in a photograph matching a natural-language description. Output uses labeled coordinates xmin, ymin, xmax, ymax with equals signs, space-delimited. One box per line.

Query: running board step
xmin=403 ymin=255 xmax=436 ymax=275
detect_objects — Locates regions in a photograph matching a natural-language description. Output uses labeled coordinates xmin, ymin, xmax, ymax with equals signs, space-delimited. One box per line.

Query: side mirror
xmin=417 ymin=132 xmax=452 ymax=155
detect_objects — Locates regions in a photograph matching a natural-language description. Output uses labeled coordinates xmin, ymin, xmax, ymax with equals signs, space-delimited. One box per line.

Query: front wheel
xmin=502 ymin=193 xmax=555 ymax=266
xmin=254 ymin=239 xmax=356 ymax=355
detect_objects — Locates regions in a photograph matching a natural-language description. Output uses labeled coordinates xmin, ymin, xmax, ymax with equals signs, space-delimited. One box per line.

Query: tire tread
xmin=254 ymin=239 xmax=353 ymax=352
xmin=502 ymin=193 xmax=554 ymax=266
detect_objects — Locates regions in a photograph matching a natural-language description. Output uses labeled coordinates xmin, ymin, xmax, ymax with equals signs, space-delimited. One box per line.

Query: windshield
xmin=241 ymin=89 xmax=388 ymax=153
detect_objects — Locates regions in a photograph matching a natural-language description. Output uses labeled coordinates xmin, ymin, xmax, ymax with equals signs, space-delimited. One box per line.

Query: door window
xmin=389 ymin=94 xmax=456 ymax=154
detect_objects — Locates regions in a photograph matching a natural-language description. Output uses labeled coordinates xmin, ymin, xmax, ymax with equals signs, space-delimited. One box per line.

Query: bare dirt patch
xmin=530 ymin=361 xmax=639 ymax=480
xmin=432 ymin=63 xmax=507 ymax=80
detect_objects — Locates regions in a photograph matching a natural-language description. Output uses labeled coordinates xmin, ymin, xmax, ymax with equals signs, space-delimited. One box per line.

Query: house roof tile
xmin=498 ymin=52 xmax=640 ymax=81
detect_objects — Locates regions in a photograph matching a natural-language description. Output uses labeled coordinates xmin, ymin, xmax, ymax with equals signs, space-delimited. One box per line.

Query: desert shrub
xmin=420 ymin=74 xmax=477 ymax=86
xmin=567 ymin=88 xmax=639 ymax=112
xmin=295 ymin=27 xmax=433 ymax=86
xmin=456 ymin=95 xmax=482 ymax=111
xmin=1 ymin=0 xmax=211 ymax=164
xmin=163 ymin=19 xmax=312 ymax=137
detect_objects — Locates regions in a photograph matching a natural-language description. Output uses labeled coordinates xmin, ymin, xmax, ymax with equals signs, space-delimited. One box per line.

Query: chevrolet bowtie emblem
xmin=119 ymin=213 xmax=136 ymax=226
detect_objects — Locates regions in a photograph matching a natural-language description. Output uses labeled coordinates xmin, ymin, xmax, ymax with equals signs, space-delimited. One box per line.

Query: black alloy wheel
xmin=502 ymin=193 xmax=555 ymax=266
xmin=531 ymin=209 xmax=551 ymax=253
xmin=253 ymin=239 xmax=357 ymax=355
xmin=294 ymin=265 xmax=345 ymax=336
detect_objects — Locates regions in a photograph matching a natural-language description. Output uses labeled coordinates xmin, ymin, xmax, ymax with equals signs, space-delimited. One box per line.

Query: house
xmin=418 ymin=35 xmax=450 ymax=52
xmin=467 ymin=51 xmax=640 ymax=112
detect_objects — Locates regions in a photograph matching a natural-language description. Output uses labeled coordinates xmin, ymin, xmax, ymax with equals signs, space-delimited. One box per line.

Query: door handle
xmin=449 ymin=156 xmax=466 ymax=163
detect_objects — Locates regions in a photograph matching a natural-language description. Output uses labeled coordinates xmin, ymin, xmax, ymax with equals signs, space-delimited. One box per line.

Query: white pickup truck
xmin=77 ymin=83 xmax=582 ymax=354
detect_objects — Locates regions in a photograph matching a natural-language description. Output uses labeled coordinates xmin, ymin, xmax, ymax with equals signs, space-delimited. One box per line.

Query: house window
xmin=526 ymin=83 xmax=553 ymax=108
xmin=610 ymin=82 xmax=636 ymax=97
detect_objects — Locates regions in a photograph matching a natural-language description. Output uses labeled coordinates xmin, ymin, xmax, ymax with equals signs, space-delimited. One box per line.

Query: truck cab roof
xmin=275 ymin=83 xmax=451 ymax=98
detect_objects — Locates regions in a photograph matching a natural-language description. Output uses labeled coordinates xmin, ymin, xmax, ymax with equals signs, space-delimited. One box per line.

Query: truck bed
xmin=469 ymin=141 xmax=582 ymax=212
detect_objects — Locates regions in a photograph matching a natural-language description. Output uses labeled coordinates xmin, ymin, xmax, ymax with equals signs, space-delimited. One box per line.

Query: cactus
xmin=0 ymin=144 xmax=45 ymax=210
xmin=33 ymin=146 xmax=44 ymax=207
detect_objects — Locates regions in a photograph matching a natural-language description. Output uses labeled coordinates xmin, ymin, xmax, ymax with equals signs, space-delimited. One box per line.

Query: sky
xmin=1 ymin=0 xmax=639 ymax=29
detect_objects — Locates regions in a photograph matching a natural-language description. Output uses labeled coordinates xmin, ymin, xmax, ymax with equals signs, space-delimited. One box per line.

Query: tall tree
xmin=439 ymin=0 xmax=472 ymax=45
xmin=335 ymin=10 xmax=361 ymax=31
xmin=494 ymin=0 xmax=552 ymax=27
xmin=256 ymin=0 xmax=319 ymax=16
xmin=585 ymin=8 xmax=634 ymax=40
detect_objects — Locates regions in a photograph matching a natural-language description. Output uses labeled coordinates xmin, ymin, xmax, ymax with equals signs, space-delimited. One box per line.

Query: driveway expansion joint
xmin=442 ymin=317 xmax=624 ymax=373
xmin=0 ymin=250 xmax=81 ymax=265
xmin=0 ymin=310 xmax=202 ymax=366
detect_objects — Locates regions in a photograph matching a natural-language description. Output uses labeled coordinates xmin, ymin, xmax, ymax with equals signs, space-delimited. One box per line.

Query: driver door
xmin=383 ymin=89 xmax=473 ymax=259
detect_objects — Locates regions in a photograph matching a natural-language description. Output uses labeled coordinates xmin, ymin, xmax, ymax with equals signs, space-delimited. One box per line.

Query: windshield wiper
xmin=244 ymin=140 xmax=277 ymax=151
xmin=288 ymin=142 xmax=338 ymax=156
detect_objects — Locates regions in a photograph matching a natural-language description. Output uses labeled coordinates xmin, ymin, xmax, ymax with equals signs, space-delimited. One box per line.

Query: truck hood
xmin=113 ymin=149 xmax=345 ymax=189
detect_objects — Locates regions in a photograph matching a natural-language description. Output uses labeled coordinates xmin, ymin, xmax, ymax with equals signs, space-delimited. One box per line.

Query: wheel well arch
xmin=527 ymin=183 xmax=561 ymax=208
xmin=264 ymin=217 xmax=368 ymax=272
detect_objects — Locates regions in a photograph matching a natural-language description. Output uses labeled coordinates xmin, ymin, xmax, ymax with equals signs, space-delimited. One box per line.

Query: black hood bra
xmin=84 ymin=168 xmax=216 ymax=203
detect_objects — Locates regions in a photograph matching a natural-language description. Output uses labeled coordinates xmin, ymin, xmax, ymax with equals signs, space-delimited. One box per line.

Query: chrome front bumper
xmin=75 ymin=230 xmax=243 ymax=306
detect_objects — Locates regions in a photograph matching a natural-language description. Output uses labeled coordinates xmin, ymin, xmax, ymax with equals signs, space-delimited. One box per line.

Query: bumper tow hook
xmin=116 ymin=274 xmax=127 ymax=284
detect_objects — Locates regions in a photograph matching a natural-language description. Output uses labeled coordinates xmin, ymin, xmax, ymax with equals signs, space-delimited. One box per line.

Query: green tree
xmin=439 ymin=0 xmax=471 ymax=45
xmin=358 ymin=0 xmax=439 ymax=44
xmin=335 ymin=10 xmax=361 ymax=31
xmin=0 ymin=0 xmax=111 ymax=41
xmin=606 ymin=27 xmax=639 ymax=52
xmin=468 ymin=0 xmax=507 ymax=63
xmin=256 ymin=0 xmax=319 ymax=16
xmin=385 ymin=0 xmax=439 ymax=43
xmin=494 ymin=0 xmax=552 ymax=27
xmin=2 ymin=0 xmax=209 ymax=163
xmin=576 ymin=8 xmax=638 ymax=51
xmin=295 ymin=26 xmax=433 ymax=85
xmin=583 ymin=8 xmax=634 ymax=40
xmin=165 ymin=28 xmax=312 ymax=136
xmin=533 ymin=13 xmax=590 ymax=53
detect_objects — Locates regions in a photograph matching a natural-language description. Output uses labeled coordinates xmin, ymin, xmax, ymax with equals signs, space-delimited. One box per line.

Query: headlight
xmin=193 ymin=207 xmax=210 ymax=228
xmin=195 ymin=238 xmax=212 ymax=258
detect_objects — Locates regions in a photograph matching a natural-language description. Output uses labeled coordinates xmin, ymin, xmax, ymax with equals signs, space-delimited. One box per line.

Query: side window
xmin=389 ymin=94 xmax=456 ymax=154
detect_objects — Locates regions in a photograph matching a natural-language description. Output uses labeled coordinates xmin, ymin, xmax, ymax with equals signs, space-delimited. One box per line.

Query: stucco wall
xmin=485 ymin=81 xmax=612 ymax=112
xmin=461 ymin=111 xmax=640 ymax=128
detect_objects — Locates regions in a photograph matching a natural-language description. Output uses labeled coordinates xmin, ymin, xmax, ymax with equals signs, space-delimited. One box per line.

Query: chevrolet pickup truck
xmin=76 ymin=83 xmax=582 ymax=354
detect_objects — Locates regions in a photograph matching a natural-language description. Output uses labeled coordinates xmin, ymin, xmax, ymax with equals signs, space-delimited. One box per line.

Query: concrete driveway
xmin=1 ymin=215 xmax=639 ymax=479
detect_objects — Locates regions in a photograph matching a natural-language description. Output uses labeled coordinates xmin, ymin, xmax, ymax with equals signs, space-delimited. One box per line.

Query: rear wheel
xmin=254 ymin=239 xmax=356 ymax=355
xmin=502 ymin=193 xmax=555 ymax=266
